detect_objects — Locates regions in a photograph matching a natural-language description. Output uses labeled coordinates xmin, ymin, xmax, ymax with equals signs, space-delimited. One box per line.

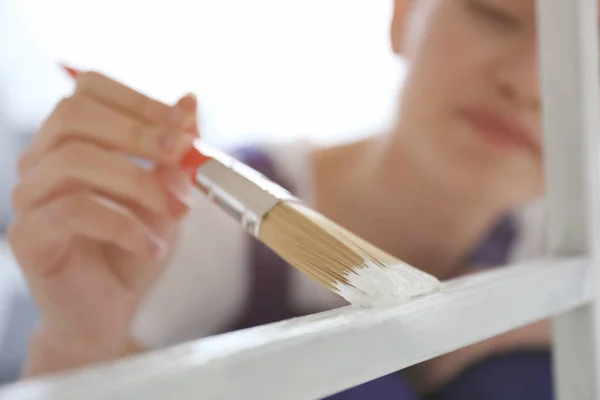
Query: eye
xmin=468 ymin=0 xmax=521 ymax=29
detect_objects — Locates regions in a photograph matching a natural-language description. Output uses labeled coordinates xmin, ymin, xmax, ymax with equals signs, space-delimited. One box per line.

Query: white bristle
xmin=334 ymin=261 xmax=442 ymax=306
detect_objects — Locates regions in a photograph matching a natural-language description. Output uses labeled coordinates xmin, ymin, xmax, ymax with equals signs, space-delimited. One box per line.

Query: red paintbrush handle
xmin=61 ymin=63 xmax=80 ymax=80
xmin=181 ymin=145 xmax=212 ymax=182
xmin=60 ymin=64 xmax=210 ymax=182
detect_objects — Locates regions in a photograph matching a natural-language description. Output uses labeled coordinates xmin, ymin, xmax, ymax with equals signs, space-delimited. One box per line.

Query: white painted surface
xmin=536 ymin=0 xmax=600 ymax=399
xmin=0 ymin=257 xmax=590 ymax=400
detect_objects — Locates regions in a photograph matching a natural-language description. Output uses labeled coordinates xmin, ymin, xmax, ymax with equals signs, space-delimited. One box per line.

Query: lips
xmin=459 ymin=107 xmax=539 ymax=154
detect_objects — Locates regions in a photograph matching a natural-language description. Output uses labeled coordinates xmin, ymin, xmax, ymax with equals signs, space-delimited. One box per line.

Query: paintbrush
xmin=62 ymin=65 xmax=441 ymax=306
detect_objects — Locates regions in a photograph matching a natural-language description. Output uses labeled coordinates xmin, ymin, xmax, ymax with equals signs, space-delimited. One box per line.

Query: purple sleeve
xmin=468 ymin=215 xmax=518 ymax=267
xmin=228 ymin=147 xmax=298 ymax=330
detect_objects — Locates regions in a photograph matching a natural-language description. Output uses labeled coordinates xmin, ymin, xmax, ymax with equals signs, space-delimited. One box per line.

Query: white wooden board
xmin=0 ymin=257 xmax=590 ymax=400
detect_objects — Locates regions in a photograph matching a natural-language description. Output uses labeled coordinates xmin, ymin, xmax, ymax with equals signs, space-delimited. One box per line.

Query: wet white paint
xmin=334 ymin=261 xmax=441 ymax=306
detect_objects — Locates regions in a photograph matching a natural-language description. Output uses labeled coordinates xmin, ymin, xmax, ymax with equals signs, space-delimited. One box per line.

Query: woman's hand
xmin=8 ymin=71 xmax=199 ymax=376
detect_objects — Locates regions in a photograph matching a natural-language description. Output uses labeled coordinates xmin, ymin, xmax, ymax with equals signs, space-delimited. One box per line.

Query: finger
xmin=156 ymin=165 xmax=195 ymax=219
xmin=108 ymin=200 xmax=180 ymax=292
xmin=75 ymin=71 xmax=195 ymax=129
xmin=8 ymin=192 xmax=167 ymax=274
xmin=18 ymin=95 xmax=195 ymax=175
xmin=98 ymin=164 xmax=195 ymax=221
xmin=12 ymin=141 xmax=185 ymax=216
xmin=175 ymin=93 xmax=200 ymax=136
xmin=171 ymin=93 xmax=202 ymax=181
xmin=104 ymin=164 xmax=195 ymax=222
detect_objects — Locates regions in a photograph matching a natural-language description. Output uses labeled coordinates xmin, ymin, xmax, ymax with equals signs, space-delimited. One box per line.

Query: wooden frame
xmin=537 ymin=0 xmax=600 ymax=398
xmin=1 ymin=0 xmax=599 ymax=399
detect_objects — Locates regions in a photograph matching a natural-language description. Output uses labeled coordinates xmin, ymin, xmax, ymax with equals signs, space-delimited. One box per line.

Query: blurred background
xmin=0 ymin=0 xmax=405 ymax=384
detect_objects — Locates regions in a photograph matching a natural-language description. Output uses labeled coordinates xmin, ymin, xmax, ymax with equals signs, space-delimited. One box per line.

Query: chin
xmin=408 ymin=124 xmax=542 ymax=207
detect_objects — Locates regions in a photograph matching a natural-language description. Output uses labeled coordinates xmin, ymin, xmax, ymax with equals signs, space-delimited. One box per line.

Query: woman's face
xmin=393 ymin=0 xmax=547 ymax=208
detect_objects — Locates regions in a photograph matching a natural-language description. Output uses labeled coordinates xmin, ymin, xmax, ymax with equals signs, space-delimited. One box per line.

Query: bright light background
xmin=2 ymin=0 xmax=405 ymax=146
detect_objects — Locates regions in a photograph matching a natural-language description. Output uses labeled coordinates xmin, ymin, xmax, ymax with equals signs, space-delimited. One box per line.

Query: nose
xmin=491 ymin=40 xmax=540 ymax=110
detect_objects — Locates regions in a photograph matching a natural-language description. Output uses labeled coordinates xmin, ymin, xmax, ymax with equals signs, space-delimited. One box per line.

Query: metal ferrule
xmin=193 ymin=142 xmax=299 ymax=237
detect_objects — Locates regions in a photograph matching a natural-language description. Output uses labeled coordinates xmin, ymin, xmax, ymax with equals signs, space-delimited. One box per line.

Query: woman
xmin=8 ymin=0 xmax=553 ymax=398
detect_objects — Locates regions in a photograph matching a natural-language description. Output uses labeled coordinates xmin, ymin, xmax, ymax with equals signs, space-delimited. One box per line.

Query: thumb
xmin=175 ymin=93 xmax=199 ymax=136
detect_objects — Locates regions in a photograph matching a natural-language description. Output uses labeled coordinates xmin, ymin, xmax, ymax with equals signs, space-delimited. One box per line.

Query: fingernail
xmin=178 ymin=93 xmax=197 ymax=113
xmin=167 ymin=184 xmax=194 ymax=208
xmin=165 ymin=170 xmax=195 ymax=208
xmin=161 ymin=132 xmax=194 ymax=155
xmin=146 ymin=231 xmax=168 ymax=260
